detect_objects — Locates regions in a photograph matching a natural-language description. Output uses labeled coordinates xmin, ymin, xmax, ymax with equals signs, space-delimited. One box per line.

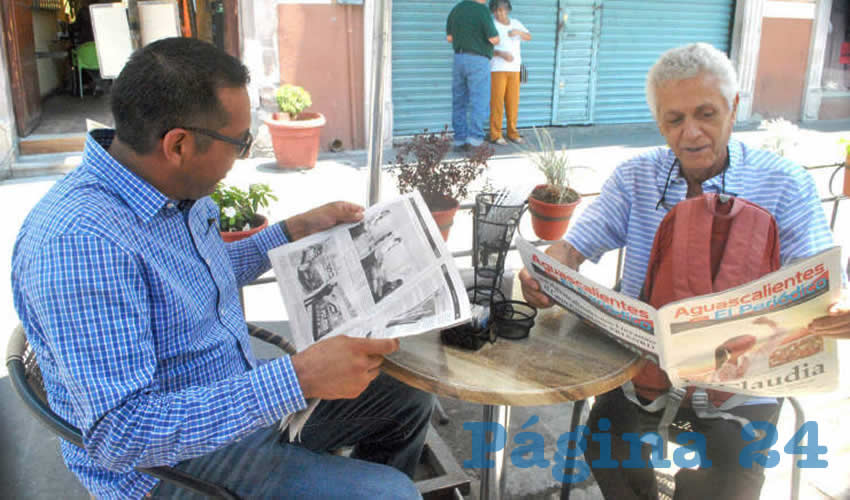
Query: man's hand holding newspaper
xmin=283 ymin=201 xmax=365 ymax=242
xmin=519 ymin=240 xmax=586 ymax=309
xmin=807 ymin=288 xmax=850 ymax=339
xmin=268 ymin=192 xmax=471 ymax=439
xmin=291 ymin=336 xmax=399 ymax=399
xmin=516 ymin=234 xmax=845 ymax=397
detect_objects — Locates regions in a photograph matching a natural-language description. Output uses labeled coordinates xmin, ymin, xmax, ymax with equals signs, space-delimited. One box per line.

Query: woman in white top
xmin=488 ymin=0 xmax=531 ymax=145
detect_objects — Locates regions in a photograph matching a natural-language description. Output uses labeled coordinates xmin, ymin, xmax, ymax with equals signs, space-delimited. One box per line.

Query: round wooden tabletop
xmin=383 ymin=282 xmax=643 ymax=407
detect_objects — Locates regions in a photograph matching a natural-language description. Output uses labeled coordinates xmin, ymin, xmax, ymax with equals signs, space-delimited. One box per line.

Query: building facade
xmin=0 ymin=0 xmax=844 ymax=173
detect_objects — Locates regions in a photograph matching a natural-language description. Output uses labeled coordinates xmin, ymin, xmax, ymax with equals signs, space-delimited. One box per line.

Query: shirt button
xmin=166 ymin=202 xmax=175 ymax=209
xmin=220 ymin=307 xmax=226 ymax=316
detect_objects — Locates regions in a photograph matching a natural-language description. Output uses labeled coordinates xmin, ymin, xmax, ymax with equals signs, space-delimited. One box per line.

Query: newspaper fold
xmin=268 ymin=192 xmax=471 ymax=440
xmin=517 ymin=234 xmax=842 ymax=397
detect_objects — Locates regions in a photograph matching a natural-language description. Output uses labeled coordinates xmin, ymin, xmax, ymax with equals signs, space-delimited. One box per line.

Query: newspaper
xmin=517 ymin=235 xmax=843 ymax=397
xmin=268 ymin=192 xmax=471 ymax=439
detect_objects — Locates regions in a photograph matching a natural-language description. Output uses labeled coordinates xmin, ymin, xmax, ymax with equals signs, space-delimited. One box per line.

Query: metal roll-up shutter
xmin=392 ymin=0 xmax=457 ymax=136
xmin=555 ymin=0 xmax=600 ymax=125
xmin=392 ymin=0 xmax=559 ymax=136
xmin=592 ymin=0 xmax=735 ymax=124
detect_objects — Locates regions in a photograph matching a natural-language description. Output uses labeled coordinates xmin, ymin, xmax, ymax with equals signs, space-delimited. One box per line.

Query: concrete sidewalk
xmin=2 ymin=120 xmax=850 ymax=499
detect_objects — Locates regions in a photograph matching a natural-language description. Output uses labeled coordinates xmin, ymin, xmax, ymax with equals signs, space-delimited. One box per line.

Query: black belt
xmin=455 ymin=48 xmax=485 ymax=57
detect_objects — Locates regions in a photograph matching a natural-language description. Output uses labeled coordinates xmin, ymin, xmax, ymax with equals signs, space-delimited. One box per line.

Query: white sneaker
xmin=492 ymin=137 xmax=508 ymax=145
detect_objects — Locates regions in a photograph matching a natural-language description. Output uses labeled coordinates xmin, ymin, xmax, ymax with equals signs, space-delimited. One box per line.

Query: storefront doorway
xmin=0 ymin=0 xmax=238 ymax=156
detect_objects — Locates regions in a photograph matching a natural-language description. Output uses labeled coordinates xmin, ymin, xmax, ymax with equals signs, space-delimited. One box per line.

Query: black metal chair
xmin=6 ymin=322 xmax=294 ymax=500
xmin=7 ymin=322 xmax=469 ymax=499
xmin=559 ymin=384 xmax=806 ymax=500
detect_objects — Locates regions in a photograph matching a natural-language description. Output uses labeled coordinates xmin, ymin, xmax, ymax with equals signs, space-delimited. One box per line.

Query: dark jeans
xmin=151 ymin=373 xmax=435 ymax=499
xmin=585 ymin=388 xmax=779 ymax=500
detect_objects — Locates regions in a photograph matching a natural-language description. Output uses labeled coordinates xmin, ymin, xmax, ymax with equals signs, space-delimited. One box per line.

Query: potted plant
xmin=524 ymin=128 xmax=584 ymax=241
xmin=760 ymin=118 xmax=799 ymax=158
xmin=211 ymin=182 xmax=278 ymax=243
xmin=393 ymin=127 xmax=492 ymax=240
xmin=264 ymin=84 xmax=326 ymax=169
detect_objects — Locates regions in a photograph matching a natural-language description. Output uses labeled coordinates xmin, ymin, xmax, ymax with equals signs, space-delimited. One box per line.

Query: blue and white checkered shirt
xmin=11 ymin=130 xmax=307 ymax=499
xmin=566 ymin=138 xmax=835 ymax=298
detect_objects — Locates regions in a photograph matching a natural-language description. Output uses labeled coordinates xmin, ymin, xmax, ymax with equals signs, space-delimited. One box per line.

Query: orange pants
xmin=489 ymin=71 xmax=521 ymax=141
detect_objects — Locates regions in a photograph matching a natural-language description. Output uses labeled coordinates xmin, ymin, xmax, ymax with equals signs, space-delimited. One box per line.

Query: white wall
xmin=0 ymin=11 xmax=16 ymax=179
xmin=33 ymin=10 xmax=62 ymax=97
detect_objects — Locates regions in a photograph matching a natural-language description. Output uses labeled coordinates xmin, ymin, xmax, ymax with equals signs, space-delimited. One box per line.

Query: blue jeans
xmin=452 ymin=53 xmax=491 ymax=146
xmin=151 ymin=373 xmax=435 ymax=499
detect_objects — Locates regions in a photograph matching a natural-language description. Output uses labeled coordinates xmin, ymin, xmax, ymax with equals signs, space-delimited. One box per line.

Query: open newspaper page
xmin=267 ymin=192 xmax=471 ymax=440
xmin=661 ymin=246 xmax=842 ymax=397
xmin=516 ymin=235 xmax=664 ymax=366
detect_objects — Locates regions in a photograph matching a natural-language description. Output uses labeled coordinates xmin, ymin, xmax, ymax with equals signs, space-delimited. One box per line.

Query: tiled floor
xmin=29 ymin=92 xmax=113 ymax=136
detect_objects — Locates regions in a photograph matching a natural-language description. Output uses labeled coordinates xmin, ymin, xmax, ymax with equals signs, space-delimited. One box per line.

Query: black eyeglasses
xmin=181 ymin=126 xmax=253 ymax=159
xmin=656 ymin=147 xmax=734 ymax=211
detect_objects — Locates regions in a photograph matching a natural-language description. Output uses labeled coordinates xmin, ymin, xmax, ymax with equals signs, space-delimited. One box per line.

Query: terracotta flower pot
xmin=220 ymin=216 xmax=269 ymax=243
xmin=429 ymin=198 xmax=460 ymax=241
xmin=844 ymin=153 xmax=850 ymax=197
xmin=528 ymin=184 xmax=581 ymax=241
xmin=264 ymin=112 xmax=326 ymax=169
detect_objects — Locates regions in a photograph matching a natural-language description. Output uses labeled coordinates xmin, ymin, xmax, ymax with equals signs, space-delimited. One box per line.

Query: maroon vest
xmin=634 ymin=194 xmax=780 ymax=406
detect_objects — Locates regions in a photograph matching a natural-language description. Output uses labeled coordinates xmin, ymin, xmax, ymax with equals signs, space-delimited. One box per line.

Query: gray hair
xmin=646 ymin=43 xmax=738 ymax=120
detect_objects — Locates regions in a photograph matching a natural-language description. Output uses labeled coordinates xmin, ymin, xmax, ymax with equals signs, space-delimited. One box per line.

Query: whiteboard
xmin=139 ymin=1 xmax=181 ymax=46
xmin=89 ymin=1 xmax=182 ymax=79
xmin=89 ymin=3 xmax=133 ymax=79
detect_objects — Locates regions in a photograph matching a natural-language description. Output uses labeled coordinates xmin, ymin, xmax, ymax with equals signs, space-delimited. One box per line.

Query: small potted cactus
xmin=264 ymin=84 xmax=326 ymax=169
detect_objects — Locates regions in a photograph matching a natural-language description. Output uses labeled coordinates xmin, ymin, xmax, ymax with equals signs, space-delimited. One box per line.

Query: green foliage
xmin=392 ymin=127 xmax=492 ymax=210
xmin=275 ymin=84 xmax=312 ymax=117
xmin=210 ymin=183 xmax=278 ymax=232
xmin=522 ymin=128 xmax=587 ymax=204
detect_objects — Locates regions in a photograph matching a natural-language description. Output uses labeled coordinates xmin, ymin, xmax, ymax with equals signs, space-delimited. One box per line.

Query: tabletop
xmin=383 ymin=285 xmax=643 ymax=406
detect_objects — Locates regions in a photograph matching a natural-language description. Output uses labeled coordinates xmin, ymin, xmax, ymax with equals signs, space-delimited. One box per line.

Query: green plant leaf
xmin=211 ymin=182 xmax=276 ymax=232
xmin=520 ymin=127 xmax=592 ymax=204
xmin=275 ymin=84 xmax=312 ymax=116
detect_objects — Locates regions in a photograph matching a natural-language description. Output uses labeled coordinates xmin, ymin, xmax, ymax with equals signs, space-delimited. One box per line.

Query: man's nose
xmin=682 ymin=117 xmax=702 ymax=140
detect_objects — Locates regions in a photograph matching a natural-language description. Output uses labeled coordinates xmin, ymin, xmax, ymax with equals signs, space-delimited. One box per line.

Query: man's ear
xmin=730 ymin=93 xmax=740 ymax=121
xmin=161 ymin=128 xmax=192 ymax=166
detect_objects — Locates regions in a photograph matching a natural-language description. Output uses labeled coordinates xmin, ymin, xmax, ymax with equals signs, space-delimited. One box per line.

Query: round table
xmin=384 ymin=284 xmax=643 ymax=500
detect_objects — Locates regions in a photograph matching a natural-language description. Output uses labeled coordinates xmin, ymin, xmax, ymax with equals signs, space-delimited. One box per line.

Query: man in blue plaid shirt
xmin=12 ymin=38 xmax=433 ymax=499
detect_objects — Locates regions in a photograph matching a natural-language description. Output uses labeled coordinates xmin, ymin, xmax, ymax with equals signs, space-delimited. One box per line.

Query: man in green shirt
xmin=446 ymin=0 xmax=499 ymax=149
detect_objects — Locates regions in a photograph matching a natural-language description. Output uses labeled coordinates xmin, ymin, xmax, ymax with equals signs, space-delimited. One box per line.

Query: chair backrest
xmin=5 ymin=324 xmax=239 ymax=500
xmin=6 ymin=324 xmax=84 ymax=446
xmin=73 ymin=42 xmax=100 ymax=70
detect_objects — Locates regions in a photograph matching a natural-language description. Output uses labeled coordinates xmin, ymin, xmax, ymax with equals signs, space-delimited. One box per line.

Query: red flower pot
xmin=528 ymin=185 xmax=581 ymax=241
xmin=264 ymin=112 xmax=326 ymax=169
xmin=220 ymin=216 xmax=269 ymax=243
xmin=429 ymin=198 xmax=460 ymax=241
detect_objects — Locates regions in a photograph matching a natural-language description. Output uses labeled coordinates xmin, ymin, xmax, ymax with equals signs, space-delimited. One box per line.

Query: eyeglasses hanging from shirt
xmin=656 ymin=146 xmax=736 ymax=211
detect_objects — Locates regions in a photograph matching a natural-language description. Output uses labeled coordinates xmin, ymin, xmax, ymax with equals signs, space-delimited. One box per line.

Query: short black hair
xmin=490 ymin=0 xmax=512 ymax=12
xmin=110 ymin=37 xmax=250 ymax=154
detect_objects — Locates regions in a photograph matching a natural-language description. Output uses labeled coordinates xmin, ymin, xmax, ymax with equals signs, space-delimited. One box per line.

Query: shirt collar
xmin=83 ymin=129 xmax=174 ymax=223
xmin=655 ymin=139 xmax=744 ymax=195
